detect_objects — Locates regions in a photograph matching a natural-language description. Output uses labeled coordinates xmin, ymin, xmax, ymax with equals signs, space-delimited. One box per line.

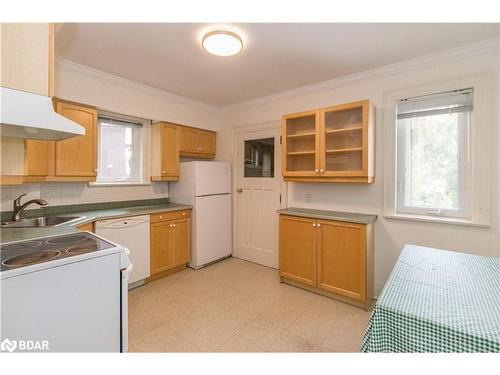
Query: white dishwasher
xmin=95 ymin=215 xmax=150 ymax=287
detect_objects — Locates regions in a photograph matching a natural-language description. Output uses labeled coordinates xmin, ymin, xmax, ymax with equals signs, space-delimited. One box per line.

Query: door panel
xmin=161 ymin=125 xmax=179 ymax=177
xmin=197 ymin=130 xmax=216 ymax=154
xmin=25 ymin=140 xmax=52 ymax=176
xmin=235 ymin=127 xmax=282 ymax=269
xmin=317 ymin=220 xmax=366 ymax=301
xmin=320 ymin=101 xmax=368 ymax=177
xmin=282 ymin=110 xmax=320 ymax=177
xmin=55 ymin=101 xmax=97 ymax=176
xmin=179 ymin=127 xmax=198 ymax=153
xmin=279 ymin=215 xmax=316 ymax=286
xmin=150 ymin=221 xmax=172 ymax=274
xmin=171 ymin=218 xmax=190 ymax=268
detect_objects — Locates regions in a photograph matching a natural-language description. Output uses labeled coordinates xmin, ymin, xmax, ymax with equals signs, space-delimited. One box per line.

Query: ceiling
xmin=55 ymin=23 xmax=499 ymax=107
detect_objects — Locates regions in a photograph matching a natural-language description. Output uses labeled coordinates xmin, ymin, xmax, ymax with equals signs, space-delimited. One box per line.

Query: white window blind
xmin=396 ymin=88 xmax=473 ymax=218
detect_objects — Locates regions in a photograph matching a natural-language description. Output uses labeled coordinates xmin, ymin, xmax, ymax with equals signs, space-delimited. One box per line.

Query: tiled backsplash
xmin=0 ymin=182 xmax=169 ymax=212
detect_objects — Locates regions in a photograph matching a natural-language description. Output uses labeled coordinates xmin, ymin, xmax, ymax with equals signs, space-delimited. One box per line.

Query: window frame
xmin=395 ymin=98 xmax=472 ymax=219
xmin=92 ymin=111 xmax=150 ymax=186
xmin=382 ymin=75 xmax=492 ymax=227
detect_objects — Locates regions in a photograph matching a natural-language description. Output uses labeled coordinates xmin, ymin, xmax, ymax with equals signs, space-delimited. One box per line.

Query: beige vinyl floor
xmin=128 ymin=257 xmax=372 ymax=352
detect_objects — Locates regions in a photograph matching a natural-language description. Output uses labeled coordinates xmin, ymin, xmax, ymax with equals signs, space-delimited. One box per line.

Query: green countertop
xmin=277 ymin=207 xmax=377 ymax=224
xmin=0 ymin=201 xmax=192 ymax=244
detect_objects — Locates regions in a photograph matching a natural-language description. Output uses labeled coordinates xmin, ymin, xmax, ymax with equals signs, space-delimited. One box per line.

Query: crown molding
xmin=55 ymin=56 xmax=219 ymax=113
xmin=56 ymin=37 xmax=499 ymax=114
xmin=221 ymin=37 xmax=500 ymax=112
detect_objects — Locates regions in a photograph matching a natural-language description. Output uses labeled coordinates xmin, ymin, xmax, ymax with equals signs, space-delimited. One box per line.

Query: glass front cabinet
xmin=282 ymin=100 xmax=374 ymax=183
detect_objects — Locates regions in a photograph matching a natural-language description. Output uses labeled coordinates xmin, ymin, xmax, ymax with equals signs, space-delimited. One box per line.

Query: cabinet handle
xmin=169 ymin=224 xmax=172 ymax=228
xmin=312 ymin=223 xmax=317 ymax=227
xmin=159 ymin=216 xmax=163 ymax=219
xmin=315 ymin=169 xmax=319 ymax=173
xmin=182 ymin=212 xmax=186 ymax=216
xmin=173 ymin=223 xmax=176 ymax=228
xmin=317 ymin=223 xmax=321 ymax=228
xmin=320 ymin=169 xmax=324 ymax=173
xmin=162 ymin=170 xmax=166 ymax=174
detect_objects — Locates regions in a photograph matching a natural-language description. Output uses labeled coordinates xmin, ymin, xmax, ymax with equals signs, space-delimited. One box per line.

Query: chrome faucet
xmin=11 ymin=194 xmax=48 ymax=222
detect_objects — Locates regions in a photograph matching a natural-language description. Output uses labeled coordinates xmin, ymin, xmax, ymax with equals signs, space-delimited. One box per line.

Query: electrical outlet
xmin=305 ymin=194 xmax=312 ymax=204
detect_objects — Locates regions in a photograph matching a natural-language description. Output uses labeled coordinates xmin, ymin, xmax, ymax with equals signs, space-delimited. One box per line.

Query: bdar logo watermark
xmin=1 ymin=338 xmax=49 ymax=352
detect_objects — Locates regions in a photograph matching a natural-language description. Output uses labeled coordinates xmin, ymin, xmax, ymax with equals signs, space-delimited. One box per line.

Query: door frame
xmin=231 ymin=121 xmax=288 ymax=263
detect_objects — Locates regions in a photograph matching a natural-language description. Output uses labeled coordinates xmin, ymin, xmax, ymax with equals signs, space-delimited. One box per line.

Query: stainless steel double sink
xmin=1 ymin=216 xmax=83 ymax=228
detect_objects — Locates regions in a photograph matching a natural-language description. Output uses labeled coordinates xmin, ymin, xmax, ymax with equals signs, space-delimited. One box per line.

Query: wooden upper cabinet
xmin=54 ymin=100 xmax=97 ymax=177
xmin=179 ymin=126 xmax=216 ymax=158
xmin=279 ymin=215 xmax=317 ymax=287
xmin=282 ymin=100 xmax=374 ymax=183
xmin=151 ymin=122 xmax=180 ymax=181
xmin=25 ymin=140 xmax=53 ymax=176
xmin=0 ymin=23 xmax=54 ymax=96
xmin=317 ymin=220 xmax=366 ymax=302
xmin=282 ymin=110 xmax=320 ymax=178
xmin=179 ymin=126 xmax=198 ymax=154
xmin=197 ymin=130 xmax=216 ymax=155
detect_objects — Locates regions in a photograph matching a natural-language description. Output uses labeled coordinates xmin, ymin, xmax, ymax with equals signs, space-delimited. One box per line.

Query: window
xmin=244 ymin=137 xmax=275 ymax=177
xmin=396 ymin=89 xmax=472 ymax=219
xmin=97 ymin=115 xmax=144 ymax=183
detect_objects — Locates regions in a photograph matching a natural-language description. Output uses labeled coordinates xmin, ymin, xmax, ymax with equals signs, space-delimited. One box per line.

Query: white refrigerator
xmin=169 ymin=161 xmax=232 ymax=269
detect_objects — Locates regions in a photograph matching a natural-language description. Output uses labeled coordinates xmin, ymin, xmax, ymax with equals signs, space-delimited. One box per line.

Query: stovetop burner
xmin=0 ymin=232 xmax=116 ymax=271
xmin=2 ymin=250 xmax=61 ymax=267
xmin=1 ymin=240 xmax=42 ymax=252
xmin=47 ymin=233 xmax=88 ymax=244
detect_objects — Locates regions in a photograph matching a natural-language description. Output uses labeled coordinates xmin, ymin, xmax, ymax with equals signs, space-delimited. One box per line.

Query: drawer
xmin=150 ymin=210 xmax=191 ymax=223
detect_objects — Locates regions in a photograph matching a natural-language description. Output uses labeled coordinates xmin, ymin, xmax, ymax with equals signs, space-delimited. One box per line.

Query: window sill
xmin=384 ymin=213 xmax=490 ymax=228
xmin=88 ymin=182 xmax=151 ymax=187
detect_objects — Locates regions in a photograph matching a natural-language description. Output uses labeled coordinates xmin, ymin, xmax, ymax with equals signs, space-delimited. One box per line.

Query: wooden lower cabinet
xmin=279 ymin=214 xmax=373 ymax=310
xmin=76 ymin=222 xmax=94 ymax=232
xmin=279 ymin=215 xmax=317 ymax=286
xmin=150 ymin=211 xmax=191 ymax=280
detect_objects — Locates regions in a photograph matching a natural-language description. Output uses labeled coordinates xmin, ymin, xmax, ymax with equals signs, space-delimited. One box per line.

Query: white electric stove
xmin=0 ymin=231 xmax=131 ymax=352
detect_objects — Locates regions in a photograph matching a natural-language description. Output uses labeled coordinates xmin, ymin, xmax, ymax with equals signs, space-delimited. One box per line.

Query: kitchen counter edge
xmin=277 ymin=207 xmax=377 ymax=224
xmin=0 ymin=203 xmax=193 ymax=244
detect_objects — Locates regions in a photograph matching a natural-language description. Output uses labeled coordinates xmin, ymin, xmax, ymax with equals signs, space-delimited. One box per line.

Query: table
xmin=361 ymin=244 xmax=500 ymax=352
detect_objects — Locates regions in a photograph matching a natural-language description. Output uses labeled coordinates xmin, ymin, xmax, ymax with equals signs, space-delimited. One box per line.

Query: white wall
xmin=0 ymin=58 xmax=222 ymax=212
xmin=221 ymin=41 xmax=500 ymax=295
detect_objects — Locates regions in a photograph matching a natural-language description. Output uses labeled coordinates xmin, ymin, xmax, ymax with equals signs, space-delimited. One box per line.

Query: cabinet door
xmin=317 ymin=220 xmax=366 ymax=301
xmin=170 ymin=218 xmax=190 ymax=268
xmin=279 ymin=215 xmax=317 ymax=286
xmin=150 ymin=221 xmax=172 ymax=274
xmin=320 ymin=100 xmax=368 ymax=177
xmin=160 ymin=124 xmax=179 ymax=177
xmin=0 ymin=23 xmax=53 ymax=96
xmin=197 ymin=130 xmax=216 ymax=155
xmin=55 ymin=101 xmax=97 ymax=176
xmin=282 ymin=110 xmax=320 ymax=177
xmin=179 ymin=126 xmax=198 ymax=153
xmin=25 ymin=140 xmax=55 ymax=176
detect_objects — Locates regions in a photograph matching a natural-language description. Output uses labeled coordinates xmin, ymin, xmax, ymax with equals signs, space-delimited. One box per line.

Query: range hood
xmin=0 ymin=87 xmax=85 ymax=140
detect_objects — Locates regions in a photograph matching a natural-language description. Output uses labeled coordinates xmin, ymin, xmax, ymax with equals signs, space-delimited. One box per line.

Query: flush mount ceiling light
xmin=202 ymin=30 xmax=243 ymax=56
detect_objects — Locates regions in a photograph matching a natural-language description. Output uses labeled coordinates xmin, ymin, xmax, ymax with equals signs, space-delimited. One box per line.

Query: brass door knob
xmin=236 ymin=188 xmax=243 ymax=193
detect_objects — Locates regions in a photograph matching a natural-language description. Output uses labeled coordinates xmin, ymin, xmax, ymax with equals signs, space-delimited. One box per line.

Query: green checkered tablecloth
xmin=361 ymin=244 xmax=500 ymax=352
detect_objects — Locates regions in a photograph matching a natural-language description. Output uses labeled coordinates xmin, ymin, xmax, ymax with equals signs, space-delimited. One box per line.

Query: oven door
xmin=120 ymin=263 xmax=133 ymax=352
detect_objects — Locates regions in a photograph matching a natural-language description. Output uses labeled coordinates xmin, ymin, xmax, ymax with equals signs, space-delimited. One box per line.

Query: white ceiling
xmin=55 ymin=23 xmax=499 ymax=107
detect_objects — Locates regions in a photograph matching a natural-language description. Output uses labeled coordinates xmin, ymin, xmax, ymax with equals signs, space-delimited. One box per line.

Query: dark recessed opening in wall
xmin=244 ymin=137 xmax=275 ymax=178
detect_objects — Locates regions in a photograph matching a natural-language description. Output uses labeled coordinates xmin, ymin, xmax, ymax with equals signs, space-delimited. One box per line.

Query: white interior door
xmin=234 ymin=126 xmax=284 ymax=269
